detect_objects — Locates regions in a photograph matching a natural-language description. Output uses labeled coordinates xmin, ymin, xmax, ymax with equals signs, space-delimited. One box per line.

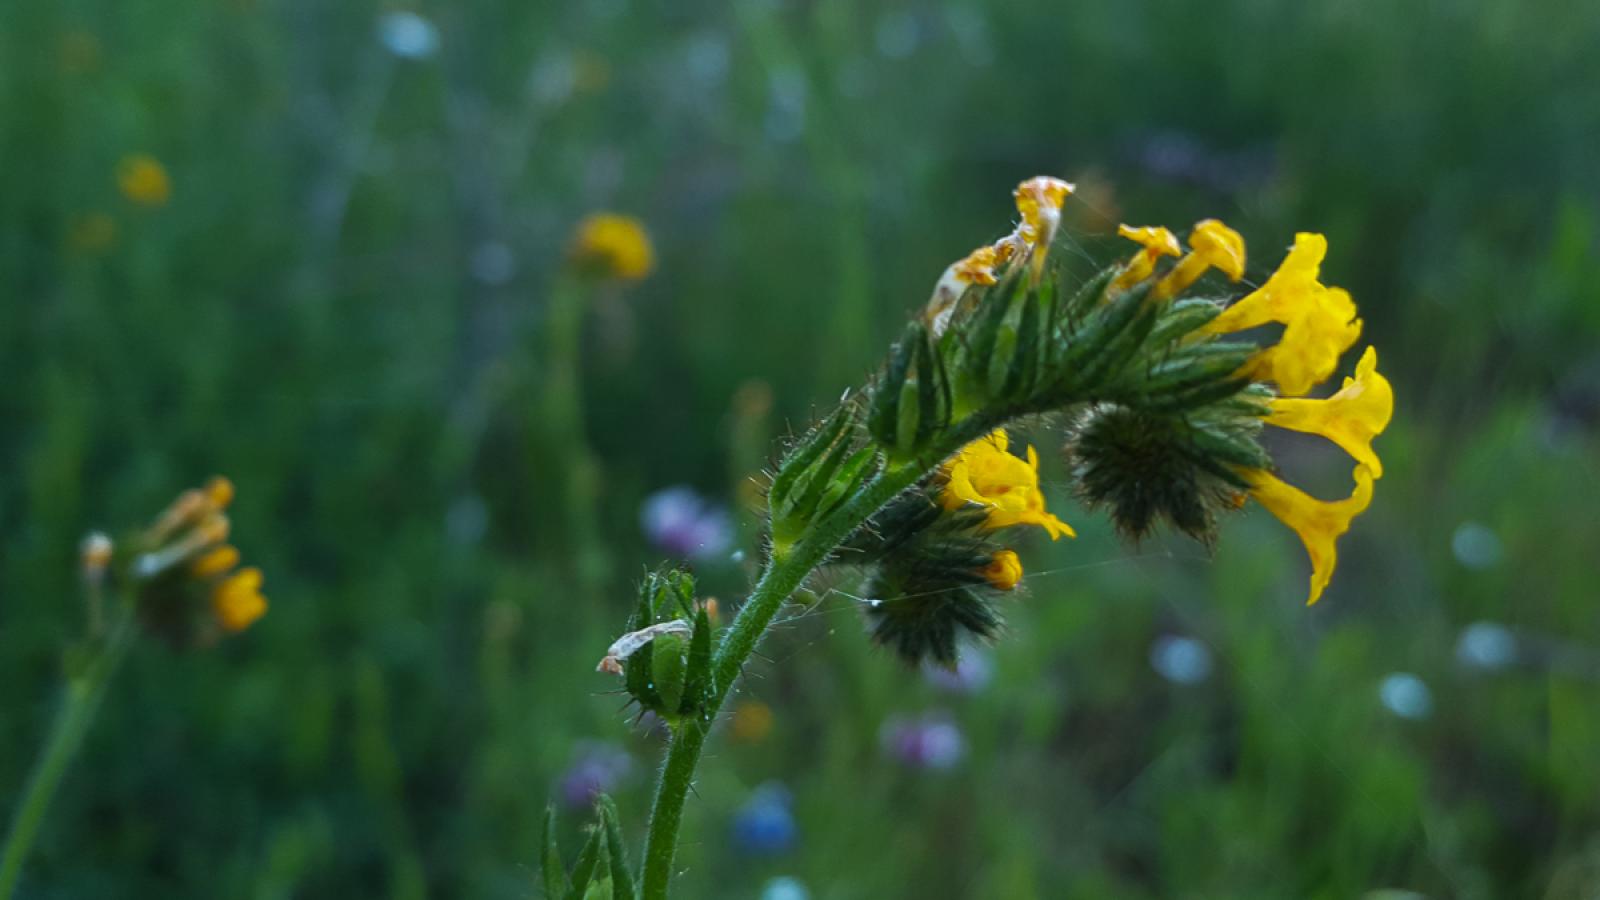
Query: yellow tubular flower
xmin=1202 ymin=233 xmax=1361 ymax=396
xmin=204 ymin=475 xmax=235 ymax=510
xmin=1242 ymin=288 xmax=1363 ymax=396
xmin=1110 ymin=224 xmax=1182 ymax=291
xmin=1153 ymin=219 xmax=1246 ymax=300
xmin=570 ymin=213 xmax=655 ymax=281
xmin=1266 ymin=346 xmax=1393 ymax=477
xmin=191 ymin=545 xmax=241 ymax=579
xmin=1246 ymin=464 xmax=1375 ymax=606
xmin=212 ymin=566 xmax=268 ymax=632
xmin=1011 ymin=176 xmax=1075 ymax=277
xmin=117 ymin=154 xmax=171 ymax=207
xmin=981 ymin=550 xmax=1024 ymax=591
xmin=940 ymin=429 xmax=1074 ymax=539
xmin=1203 ymin=232 xmax=1326 ymax=333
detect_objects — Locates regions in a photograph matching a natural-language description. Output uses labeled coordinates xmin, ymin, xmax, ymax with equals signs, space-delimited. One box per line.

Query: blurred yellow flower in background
xmin=570 ymin=213 xmax=654 ymax=281
xmin=117 ymin=154 xmax=171 ymax=207
xmin=67 ymin=211 xmax=118 ymax=253
xmin=212 ymin=566 xmax=268 ymax=632
xmin=941 ymin=429 xmax=1074 ymax=540
xmin=730 ymin=700 xmax=774 ymax=743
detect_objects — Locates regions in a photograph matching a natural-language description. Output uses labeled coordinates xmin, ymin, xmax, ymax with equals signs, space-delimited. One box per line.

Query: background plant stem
xmin=0 ymin=614 xmax=135 ymax=900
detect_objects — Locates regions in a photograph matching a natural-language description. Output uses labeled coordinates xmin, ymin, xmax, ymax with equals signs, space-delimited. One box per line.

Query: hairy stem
xmin=0 ymin=614 xmax=135 ymax=899
xmin=639 ymin=460 xmax=927 ymax=897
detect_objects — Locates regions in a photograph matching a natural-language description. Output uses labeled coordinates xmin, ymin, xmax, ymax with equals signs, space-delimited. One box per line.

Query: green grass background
xmin=3 ymin=0 xmax=1600 ymax=897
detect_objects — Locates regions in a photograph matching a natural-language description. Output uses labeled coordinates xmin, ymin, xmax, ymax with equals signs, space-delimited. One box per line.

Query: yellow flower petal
xmin=1203 ymin=233 xmax=1360 ymax=395
xmin=1246 ymin=464 xmax=1375 ymax=606
xmin=1266 ymin=346 xmax=1393 ymax=477
xmin=570 ymin=213 xmax=654 ymax=281
xmin=925 ymin=244 xmax=1001 ymax=334
xmin=190 ymin=544 xmax=240 ymax=579
xmin=1110 ymin=224 xmax=1181 ymax=290
xmin=212 ymin=566 xmax=268 ymax=632
xmin=1203 ymin=232 xmax=1327 ymax=334
xmin=981 ymin=550 xmax=1023 ymax=591
xmin=1153 ymin=219 xmax=1247 ymax=300
xmin=1010 ymin=176 xmax=1075 ymax=277
xmin=117 ymin=154 xmax=171 ymax=207
xmin=940 ymin=429 xmax=1075 ymax=540
xmin=1243 ymin=288 xmax=1363 ymax=396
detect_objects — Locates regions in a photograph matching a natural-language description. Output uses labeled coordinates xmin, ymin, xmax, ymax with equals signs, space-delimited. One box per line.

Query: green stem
xmin=0 ymin=615 xmax=135 ymax=899
xmin=638 ymin=461 xmax=928 ymax=898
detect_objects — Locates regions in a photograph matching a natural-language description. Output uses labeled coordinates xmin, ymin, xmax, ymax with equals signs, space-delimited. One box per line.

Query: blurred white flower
xmin=1378 ymin=672 xmax=1433 ymax=720
xmin=1456 ymin=621 xmax=1517 ymax=670
xmin=761 ymin=877 xmax=810 ymax=900
xmin=1150 ymin=635 xmax=1214 ymax=684
xmin=376 ymin=11 xmax=439 ymax=61
xmin=1451 ymin=521 xmax=1504 ymax=570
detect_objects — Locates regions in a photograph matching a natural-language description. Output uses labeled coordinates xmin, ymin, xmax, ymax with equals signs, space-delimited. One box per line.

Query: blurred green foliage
xmin=3 ymin=0 xmax=1599 ymax=897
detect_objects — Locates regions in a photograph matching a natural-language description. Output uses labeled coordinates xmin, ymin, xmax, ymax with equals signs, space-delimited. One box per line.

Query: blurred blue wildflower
xmin=1457 ymin=622 xmax=1517 ymax=670
xmin=641 ymin=486 xmax=733 ymax=561
xmin=881 ymin=712 xmax=965 ymax=770
xmin=732 ymin=783 xmax=796 ymax=855
xmin=557 ymin=742 xmax=632 ymax=810
xmin=922 ymin=648 xmax=993 ymax=694
xmin=1451 ymin=521 xmax=1504 ymax=570
xmin=1150 ymin=635 xmax=1214 ymax=685
xmin=376 ymin=12 xmax=439 ymax=61
xmin=1378 ymin=673 xmax=1433 ymax=720
xmin=761 ymin=876 xmax=811 ymax=900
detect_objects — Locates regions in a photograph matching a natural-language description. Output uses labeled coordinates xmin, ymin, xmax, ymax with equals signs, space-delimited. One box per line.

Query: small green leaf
xmin=564 ymin=826 xmax=606 ymax=900
xmin=542 ymin=804 xmax=568 ymax=899
xmin=596 ymin=795 xmax=637 ymax=900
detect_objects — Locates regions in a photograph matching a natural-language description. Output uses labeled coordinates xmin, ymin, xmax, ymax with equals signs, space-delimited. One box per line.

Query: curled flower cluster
xmin=133 ymin=476 xmax=269 ymax=635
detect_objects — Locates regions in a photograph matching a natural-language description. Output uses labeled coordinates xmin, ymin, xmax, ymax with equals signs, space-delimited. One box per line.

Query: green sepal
xmin=1062 ymin=265 xmax=1116 ymax=320
xmin=596 ymin=795 xmax=637 ymax=900
xmin=814 ymin=446 xmax=883 ymax=524
xmin=563 ymin=825 xmax=607 ymax=900
xmin=868 ymin=324 xmax=917 ymax=449
xmin=541 ymin=804 xmax=568 ymax=898
xmin=1148 ymin=297 xmax=1223 ymax=345
xmin=769 ymin=402 xmax=854 ymax=520
xmin=651 ymin=633 xmax=687 ymax=717
xmin=1001 ymin=284 xmax=1043 ymax=399
xmin=909 ymin=325 xmax=951 ymax=451
xmin=680 ymin=606 xmax=714 ymax=721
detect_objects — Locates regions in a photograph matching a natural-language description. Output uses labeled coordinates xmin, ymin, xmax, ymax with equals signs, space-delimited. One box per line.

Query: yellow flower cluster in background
xmin=941 ymin=429 xmax=1074 ymax=540
xmin=569 ymin=213 xmax=654 ymax=281
xmin=141 ymin=476 xmax=269 ymax=632
xmin=117 ymin=154 xmax=171 ymax=207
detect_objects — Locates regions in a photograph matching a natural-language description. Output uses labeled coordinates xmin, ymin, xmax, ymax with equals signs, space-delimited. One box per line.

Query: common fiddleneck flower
xmin=1245 ymin=464 xmax=1375 ymax=605
xmin=117 ymin=154 xmax=171 ymax=207
xmin=1202 ymin=232 xmax=1362 ymax=396
xmin=1266 ymin=346 xmax=1393 ymax=477
xmin=212 ymin=567 xmax=267 ymax=632
xmin=980 ymin=549 xmax=1023 ymax=591
xmin=924 ymin=244 xmax=1001 ymax=335
xmin=1110 ymin=224 xmax=1181 ymax=291
xmin=1008 ymin=176 xmax=1074 ymax=279
xmin=1153 ymin=219 xmax=1245 ymax=300
xmin=941 ymin=429 xmax=1074 ymax=539
xmin=569 ymin=212 xmax=655 ymax=281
